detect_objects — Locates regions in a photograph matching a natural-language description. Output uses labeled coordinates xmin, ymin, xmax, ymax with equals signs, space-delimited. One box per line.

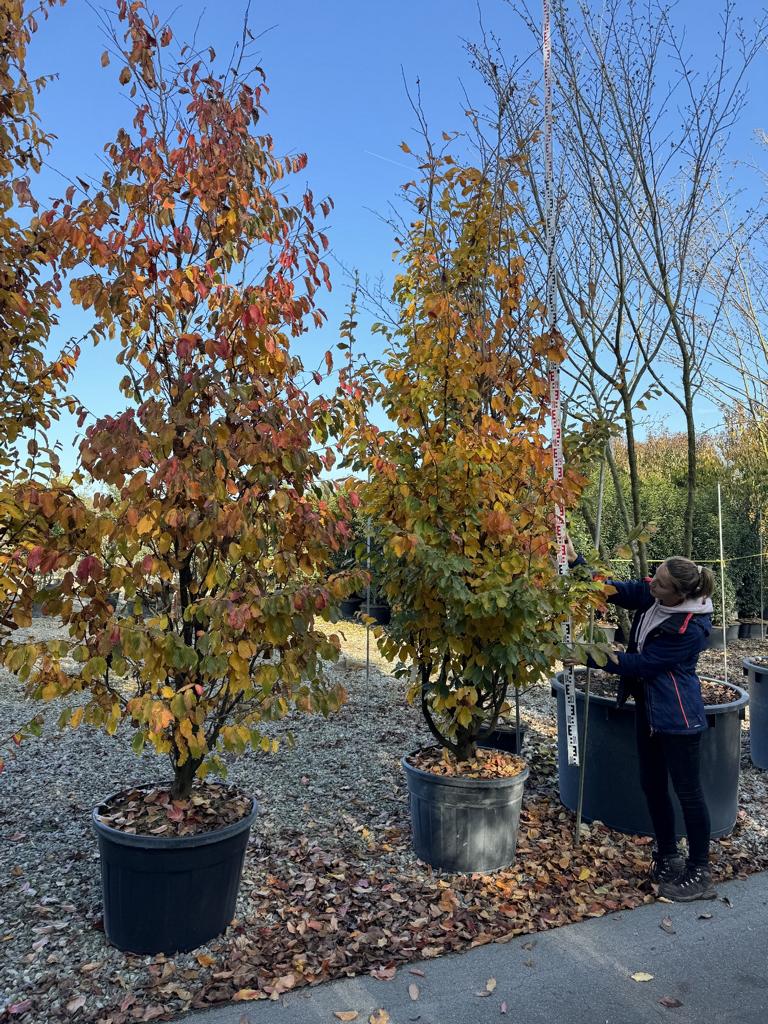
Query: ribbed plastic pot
xmin=477 ymin=723 xmax=527 ymax=755
xmin=552 ymin=674 xmax=748 ymax=838
xmin=402 ymin=752 xmax=529 ymax=873
xmin=743 ymin=659 xmax=768 ymax=770
xmin=92 ymin=791 xmax=258 ymax=955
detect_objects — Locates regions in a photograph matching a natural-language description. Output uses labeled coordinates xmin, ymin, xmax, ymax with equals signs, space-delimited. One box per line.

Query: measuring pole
xmin=543 ymin=0 xmax=578 ymax=765
xmin=717 ymin=483 xmax=728 ymax=683
xmin=365 ymin=525 xmax=371 ymax=685
xmin=575 ymin=452 xmax=606 ymax=844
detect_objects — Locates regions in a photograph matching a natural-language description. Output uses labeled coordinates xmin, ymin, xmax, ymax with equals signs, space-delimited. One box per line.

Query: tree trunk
xmin=171 ymin=758 xmax=201 ymax=801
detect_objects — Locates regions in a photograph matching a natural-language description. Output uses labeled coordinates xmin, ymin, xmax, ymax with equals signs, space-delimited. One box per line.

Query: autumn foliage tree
xmin=343 ymin=144 xmax=605 ymax=761
xmin=7 ymin=2 xmax=362 ymax=799
xmin=0 ymin=0 xmax=77 ymax=635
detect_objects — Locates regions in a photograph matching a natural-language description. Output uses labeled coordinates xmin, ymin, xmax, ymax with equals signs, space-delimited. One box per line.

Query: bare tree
xmin=469 ymin=0 xmax=768 ymax=559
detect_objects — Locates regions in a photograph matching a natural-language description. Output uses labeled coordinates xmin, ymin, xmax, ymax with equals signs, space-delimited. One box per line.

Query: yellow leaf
xmin=579 ymin=867 xmax=591 ymax=881
xmin=631 ymin=972 xmax=654 ymax=983
xmin=369 ymin=1012 xmax=390 ymax=1024
xmin=233 ymin=988 xmax=261 ymax=1001
xmin=70 ymin=707 xmax=84 ymax=729
xmin=486 ymin=978 xmax=497 ymax=993
xmin=137 ymin=516 xmax=153 ymax=536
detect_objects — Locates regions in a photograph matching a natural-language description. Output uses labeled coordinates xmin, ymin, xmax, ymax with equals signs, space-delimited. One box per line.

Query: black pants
xmin=635 ymin=696 xmax=711 ymax=866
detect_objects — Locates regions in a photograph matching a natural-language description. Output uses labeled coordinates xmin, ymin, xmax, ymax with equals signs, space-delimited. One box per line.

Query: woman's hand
xmin=565 ymin=533 xmax=577 ymax=563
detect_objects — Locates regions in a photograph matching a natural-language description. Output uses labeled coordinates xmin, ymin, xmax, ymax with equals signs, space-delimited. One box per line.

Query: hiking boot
xmin=649 ymin=850 xmax=685 ymax=884
xmin=659 ymin=864 xmax=717 ymax=902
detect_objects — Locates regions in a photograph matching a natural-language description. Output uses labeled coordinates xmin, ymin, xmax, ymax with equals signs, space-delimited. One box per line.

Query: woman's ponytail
xmin=696 ymin=565 xmax=715 ymax=599
xmin=666 ymin=557 xmax=715 ymax=600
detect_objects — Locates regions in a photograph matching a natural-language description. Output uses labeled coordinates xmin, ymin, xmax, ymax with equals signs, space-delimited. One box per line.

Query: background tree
xmin=471 ymin=0 xmax=768 ymax=561
xmin=0 ymin=0 xmax=78 ymax=635
xmin=7 ymin=1 xmax=362 ymax=799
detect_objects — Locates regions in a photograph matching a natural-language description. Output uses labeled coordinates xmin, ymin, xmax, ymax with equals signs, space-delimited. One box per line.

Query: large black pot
xmin=402 ymin=751 xmax=529 ymax=872
xmin=552 ymin=674 xmax=748 ymax=838
xmin=361 ymin=601 xmax=391 ymax=625
xmin=743 ymin=659 xmax=768 ymax=770
xmin=477 ymin=722 xmax=527 ymax=755
xmin=739 ymin=621 xmax=766 ymax=640
xmin=338 ymin=594 xmax=363 ymax=618
xmin=707 ymin=624 xmax=740 ymax=650
xmin=92 ymin=791 xmax=258 ymax=954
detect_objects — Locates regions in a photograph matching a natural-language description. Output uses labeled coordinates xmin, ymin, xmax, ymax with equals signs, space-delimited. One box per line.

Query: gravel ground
xmin=1 ymin=621 xmax=767 ymax=1023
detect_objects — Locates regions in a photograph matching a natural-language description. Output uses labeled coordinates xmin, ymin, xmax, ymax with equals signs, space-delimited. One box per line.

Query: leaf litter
xmin=2 ymin=619 xmax=768 ymax=1023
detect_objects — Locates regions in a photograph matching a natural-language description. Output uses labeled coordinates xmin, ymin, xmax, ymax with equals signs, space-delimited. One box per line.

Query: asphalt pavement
xmin=180 ymin=870 xmax=768 ymax=1024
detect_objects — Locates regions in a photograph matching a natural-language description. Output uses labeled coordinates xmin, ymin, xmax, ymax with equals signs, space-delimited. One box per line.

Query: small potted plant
xmin=5 ymin=8 xmax=361 ymax=955
xmin=343 ymin=143 xmax=603 ymax=872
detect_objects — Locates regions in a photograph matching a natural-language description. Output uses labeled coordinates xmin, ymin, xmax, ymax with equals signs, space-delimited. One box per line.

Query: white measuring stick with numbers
xmin=543 ymin=0 xmax=579 ymax=766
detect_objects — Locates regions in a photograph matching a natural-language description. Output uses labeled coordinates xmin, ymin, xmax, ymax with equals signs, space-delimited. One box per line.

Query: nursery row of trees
xmin=1 ymin=0 xmax=768 ymax=794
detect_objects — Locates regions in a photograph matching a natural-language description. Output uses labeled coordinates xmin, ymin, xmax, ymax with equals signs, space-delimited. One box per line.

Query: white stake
xmin=543 ymin=0 xmax=578 ymax=766
xmin=717 ymin=483 xmax=728 ymax=683
xmin=760 ymin=505 xmax=765 ymax=642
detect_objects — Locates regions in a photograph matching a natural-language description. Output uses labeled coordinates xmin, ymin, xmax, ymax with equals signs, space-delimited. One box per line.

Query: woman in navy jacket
xmin=566 ymin=539 xmax=717 ymax=902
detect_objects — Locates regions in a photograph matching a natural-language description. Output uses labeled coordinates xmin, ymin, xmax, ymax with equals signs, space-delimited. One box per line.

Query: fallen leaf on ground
xmin=500 ymin=1001 xmax=508 ymax=1014
xmin=233 ymin=989 xmax=261 ymax=1001
xmin=720 ymin=895 xmax=733 ymax=908
xmin=660 ymin=916 xmax=675 ymax=934
xmin=631 ymin=972 xmax=654 ymax=982
xmin=408 ymin=984 xmax=419 ymax=1000
xmin=370 ymin=966 xmax=397 ymax=981
xmin=579 ymin=867 xmax=591 ymax=880
xmin=334 ymin=1013 xmax=359 ymax=1022
xmin=698 ymin=911 xmax=713 ymax=920
xmin=408 ymin=969 xmax=425 ymax=977
xmin=66 ymin=995 xmax=86 ymax=1013
xmin=369 ymin=1011 xmax=390 ymax=1024
xmin=486 ymin=978 xmax=497 ymax=992
xmin=659 ymin=996 xmax=683 ymax=1008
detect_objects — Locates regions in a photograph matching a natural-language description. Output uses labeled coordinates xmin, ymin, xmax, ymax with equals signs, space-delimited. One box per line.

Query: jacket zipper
xmin=669 ymin=671 xmax=690 ymax=729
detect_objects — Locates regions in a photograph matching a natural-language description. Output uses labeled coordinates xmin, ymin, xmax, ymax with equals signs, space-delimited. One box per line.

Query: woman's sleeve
xmin=568 ymin=554 xmax=651 ymax=610
xmin=587 ymin=631 xmax=700 ymax=676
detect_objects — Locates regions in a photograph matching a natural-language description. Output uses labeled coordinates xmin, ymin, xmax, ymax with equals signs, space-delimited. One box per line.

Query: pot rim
xmin=402 ymin=748 xmax=529 ymax=789
xmin=552 ymin=672 xmax=748 ymax=716
xmin=92 ymin=785 xmax=258 ymax=849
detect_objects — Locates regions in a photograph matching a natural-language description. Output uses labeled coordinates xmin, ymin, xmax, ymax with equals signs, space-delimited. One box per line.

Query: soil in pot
xmin=403 ymin=746 xmax=529 ymax=873
xmin=93 ymin=783 xmax=257 ymax=955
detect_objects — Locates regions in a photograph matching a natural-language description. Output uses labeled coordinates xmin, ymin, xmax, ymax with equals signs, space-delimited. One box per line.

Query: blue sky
xmin=26 ymin=0 xmax=767 ymax=470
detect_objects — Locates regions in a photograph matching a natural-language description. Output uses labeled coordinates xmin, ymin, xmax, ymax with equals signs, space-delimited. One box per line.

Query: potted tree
xmin=5 ymin=5 xmax=361 ymax=955
xmin=342 ymin=144 xmax=604 ymax=872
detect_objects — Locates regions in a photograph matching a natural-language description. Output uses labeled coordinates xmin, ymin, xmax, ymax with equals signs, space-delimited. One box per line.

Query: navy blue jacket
xmin=581 ymin=572 xmax=711 ymax=735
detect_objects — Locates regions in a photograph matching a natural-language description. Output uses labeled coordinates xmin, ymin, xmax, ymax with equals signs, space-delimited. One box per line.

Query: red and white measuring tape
xmin=544 ymin=0 xmax=579 ymax=766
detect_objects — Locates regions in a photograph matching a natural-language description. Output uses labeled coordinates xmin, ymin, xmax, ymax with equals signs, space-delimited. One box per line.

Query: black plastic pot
xmin=402 ymin=751 xmax=529 ymax=872
xmin=338 ymin=594 xmax=363 ymax=618
xmin=552 ymin=674 xmax=748 ymax=838
xmin=743 ymin=659 xmax=768 ymax=770
xmin=361 ymin=601 xmax=391 ymax=625
xmin=707 ymin=624 xmax=739 ymax=650
xmin=477 ymin=722 xmax=527 ymax=755
xmin=739 ymin=621 xmax=767 ymax=640
xmin=92 ymin=791 xmax=258 ymax=954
